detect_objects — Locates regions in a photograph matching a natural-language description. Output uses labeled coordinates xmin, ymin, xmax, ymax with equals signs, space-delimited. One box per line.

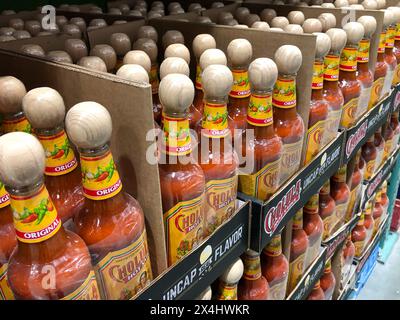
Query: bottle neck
xmin=332 ymin=165 xmax=347 ymax=183
xmin=161 ymin=113 xmax=192 ymax=158
xmin=377 ymin=31 xmax=387 ymax=59
xmin=324 ymin=52 xmax=340 ymax=84
xmin=243 ymin=251 xmax=262 ymax=281
xmin=247 ymin=89 xmax=276 ymax=137
xmin=202 ymin=98 xmax=230 ymax=139
xmin=320 ymin=180 xmax=330 ymax=195
xmin=339 ymin=45 xmax=359 ymax=81
xmin=1 ymin=111 xmax=32 ymax=134
xmin=229 ymin=67 xmax=251 ymax=99
xmin=385 ymin=25 xmax=396 ymax=54
xmin=304 ymin=193 xmax=319 ymax=215
xmin=0 ymin=182 xmax=10 ymax=209
xmin=263 ymin=234 xmax=282 ymax=257
xmin=292 ymin=209 xmax=304 ymax=230
xmin=218 ymin=282 xmax=238 ymax=300
xmin=324 ymin=259 xmax=332 ymax=274
xmin=357 ymin=38 xmax=371 ymax=68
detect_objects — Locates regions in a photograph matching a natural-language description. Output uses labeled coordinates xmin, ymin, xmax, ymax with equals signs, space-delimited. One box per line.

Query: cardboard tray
xmin=337 ymin=262 xmax=358 ymax=300
xmin=135 ymin=201 xmax=250 ymax=300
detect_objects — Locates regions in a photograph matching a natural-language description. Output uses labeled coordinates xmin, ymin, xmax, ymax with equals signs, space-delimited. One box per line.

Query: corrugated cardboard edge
xmin=0 ymin=33 xmax=73 ymax=52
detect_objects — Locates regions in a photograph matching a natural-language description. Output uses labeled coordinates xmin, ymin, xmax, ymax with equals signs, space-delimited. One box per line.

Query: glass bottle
xmin=361 ymin=135 xmax=377 ymax=180
xmin=352 ymin=212 xmax=367 ymax=258
xmin=320 ymin=259 xmax=336 ymax=300
xmin=383 ymin=118 xmax=394 ymax=161
xmin=391 ymin=7 xmax=400 ymax=85
xmin=374 ymin=127 xmax=385 ymax=171
xmin=373 ymin=191 xmax=384 ymax=236
xmin=239 ymin=58 xmax=283 ymax=201
xmin=363 ymin=199 xmax=374 ymax=245
xmin=382 ymin=11 xmax=397 ymax=99
xmin=342 ymin=235 xmax=355 ymax=283
xmin=66 ymin=102 xmax=152 ymax=299
xmin=216 ymin=258 xmax=244 ymax=300
xmin=346 ymin=150 xmax=363 ymax=222
xmin=390 ymin=110 xmax=400 ymax=153
xmin=381 ymin=180 xmax=390 ymax=216
xmin=369 ymin=28 xmax=387 ymax=108
xmin=319 ymin=180 xmax=336 ymax=240
xmin=330 ymin=165 xmax=350 ymax=230
xmin=306 ymin=280 xmax=325 ymax=300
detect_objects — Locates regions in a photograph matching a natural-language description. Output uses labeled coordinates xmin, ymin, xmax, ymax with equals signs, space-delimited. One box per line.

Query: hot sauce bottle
xmin=157 ymin=74 xmax=206 ymax=266
xmin=338 ymin=22 xmax=364 ymax=129
xmin=319 ymin=180 xmax=336 ymax=240
xmin=362 ymin=135 xmax=377 ymax=180
xmin=273 ymin=45 xmax=305 ymax=185
xmin=0 ymin=76 xmax=31 ymax=134
xmin=303 ymin=193 xmax=323 ymax=270
xmin=22 ymin=88 xmax=84 ymax=227
xmin=261 ymin=233 xmax=289 ymax=300
xmin=238 ymin=250 xmax=269 ymax=300
xmin=374 ymin=127 xmax=385 ymax=171
xmin=216 ymin=258 xmax=244 ymax=300
xmin=322 ymin=28 xmax=347 ymax=146
xmin=331 ymin=165 xmax=350 ymax=230
xmin=352 ymin=212 xmax=367 ymax=258
xmin=227 ymin=39 xmax=253 ymax=137
xmin=192 ymin=34 xmax=217 ymax=114
xmin=342 ymin=235 xmax=355 ymax=282
xmin=389 ymin=7 xmax=400 ymax=85
xmin=65 ymin=102 xmax=152 ymax=300
xmin=359 ymin=149 xmax=366 ymax=178
xmin=382 ymin=118 xmax=394 ymax=161
xmin=287 ymin=209 xmax=309 ymax=294
xmin=306 ymin=280 xmax=325 ymax=300
xmin=304 ymin=33 xmax=331 ymax=163
xmin=382 ymin=10 xmax=397 ymax=99
xmin=198 ymin=64 xmax=238 ymax=237
xmin=363 ymin=199 xmax=375 ymax=245
xmin=356 ymin=16 xmax=377 ymax=119
xmin=373 ymin=191 xmax=384 ymax=236
xmin=320 ymin=259 xmax=336 ymax=300
xmin=390 ymin=110 xmax=400 ymax=153
xmin=0 ymin=132 xmax=100 ymax=300
xmin=346 ymin=150 xmax=363 ymax=222
xmin=381 ymin=180 xmax=390 ymax=215
xmin=239 ymin=58 xmax=283 ymax=201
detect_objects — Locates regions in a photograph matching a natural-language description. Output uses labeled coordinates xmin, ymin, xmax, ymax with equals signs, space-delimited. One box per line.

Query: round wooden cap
xmin=274 ymin=45 xmax=303 ymax=74
xmin=362 ymin=0 xmax=378 ymax=9
xmin=249 ymin=58 xmax=278 ymax=91
xmin=326 ymin=28 xmax=347 ymax=53
xmin=0 ymin=27 xmax=14 ymax=36
xmin=109 ymin=8 xmax=122 ymax=15
xmin=199 ymin=48 xmax=227 ymax=70
xmin=357 ymin=16 xmax=377 ymax=38
xmin=193 ymin=34 xmax=216 ymax=60
xmin=90 ymin=44 xmax=117 ymax=72
xmin=348 ymin=0 xmax=359 ymax=4
xmin=271 ymin=16 xmax=290 ymax=29
xmin=222 ymin=19 xmax=239 ymax=26
xmin=321 ymin=2 xmax=336 ymax=7
xmin=160 ymin=57 xmax=190 ymax=79
xmin=162 ymin=30 xmax=185 ymax=50
xmin=20 ymin=44 xmax=45 ymax=57
xmin=351 ymin=4 xmax=365 ymax=9
xmin=13 ymin=31 xmax=31 ymax=40
xmin=252 ymin=21 xmax=270 ymax=30
xmin=152 ymin=1 xmax=164 ymax=8
xmin=377 ymin=0 xmax=386 ymax=9
xmin=116 ymin=64 xmax=149 ymax=83
xmin=158 ymin=74 xmax=194 ymax=114
xmin=0 ymin=35 xmax=15 ymax=42
xmin=284 ymin=24 xmax=304 ymax=34
xmin=260 ymin=9 xmax=277 ymax=23
xmin=314 ymin=32 xmax=332 ymax=59
xmin=122 ymin=50 xmax=151 ymax=73
xmin=0 ymin=132 xmax=46 ymax=188
xmin=0 ymin=76 xmax=27 ymax=114
xmin=334 ymin=0 xmax=350 ymax=7
xmin=219 ymin=258 xmax=244 ymax=284
xmin=137 ymin=25 xmax=158 ymax=43
xmin=388 ymin=7 xmax=400 ymax=23
xmin=9 ymin=18 xmax=24 ymax=30
xmin=70 ymin=17 xmax=87 ymax=32
xmin=165 ymin=43 xmax=191 ymax=64
xmin=89 ymin=19 xmax=107 ymax=28
xmin=78 ymin=56 xmax=107 ymax=72
xmin=234 ymin=7 xmax=250 ymax=23
xmin=56 ymin=15 xmax=68 ymax=27
xmin=129 ymin=10 xmax=143 ymax=17
xmin=24 ymin=21 xmax=41 ymax=36
xmin=188 ymin=3 xmax=202 ymax=12
xmin=168 ymin=2 xmax=182 ymax=12
xmin=212 ymin=2 xmax=225 ymax=8
xmin=288 ymin=11 xmax=305 ymax=25
xmin=22 ymin=87 xmax=65 ymax=129
xmin=1 ymin=10 xmax=16 ymax=15
xmin=147 ymin=11 xmax=162 ymax=19
xmin=61 ymin=24 xmax=81 ymax=38
xmin=132 ymin=38 xmax=158 ymax=63
xmin=274 ymin=0 xmax=285 ymax=4
xmin=270 ymin=27 xmax=284 ymax=32
xmin=110 ymin=33 xmax=132 ymax=57
xmin=244 ymin=14 xmax=261 ymax=27
xmin=227 ymin=38 xmax=252 ymax=67
xmin=67 ymin=5 xmax=80 ymax=12
xmin=302 ymin=18 xmax=323 ymax=33
xmin=343 ymin=22 xmax=365 ymax=45
xmin=195 ymin=16 xmax=213 ymax=24
xmin=218 ymin=12 xmax=234 ymax=24
xmin=318 ymin=13 xmax=337 ymax=32
xmin=383 ymin=9 xmax=395 ymax=27
xmin=64 ymin=39 xmax=88 ymax=63
xmin=197 ymin=286 xmax=212 ymax=300
xmin=46 ymin=51 xmax=73 ymax=64
xmin=89 ymin=7 xmax=103 ymax=14
xmin=202 ymin=64 xmax=233 ymax=98
xmin=234 ymin=24 xmax=249 ymax=29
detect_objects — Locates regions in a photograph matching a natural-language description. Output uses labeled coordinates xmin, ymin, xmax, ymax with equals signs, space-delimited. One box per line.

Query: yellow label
xmin=217 ymin=283 xmax=237 ymax=300
xmin=164 ymin=195 xmax=204 ymax=266
xmin=324 ymin=109 xmax=342 ymax=145
xmin=396 ymin=23 xmax=400 ymax=41
xmin=0 ymin=264 xmax=14 ymax=300
xmin=332 ymin=165 xmax=347 ymax=183
xmin=280 ymin=140 xmax=303 ymax=184
xmin=324 ymin=54 xmax=340 ymax=81
xmin=243 ymin=253 xmax=262 ymax=281
xmin=322 ymin=212 xmax=336 ymax=240
xmin=369 ymin=77 xmax=384 ymax=109
xmin=357 ymin=39 xmax=370 ymax=63
xmin=383 ymin=138 xmax=393 ymax=161
xmin=287 ymin=252 xmax=306 ymax=293
xmin=312 ymin=61 xmax=324 ymax=89
xmin=201 ymin=102 xmax=229 ymax=138
xmin=346 ymin=185 xmax=360 ymax=222
xmin=149 ymin=64 xmax=159 ymax=95
xmin=96 ymin=231 xmax=153 ymax=300
xmin=268 ymin=276 xmax=288 ymax=300
xmin=0 ymin=182 xmax=10 ymax=209
xmin=378 ymin=32 xmax=386 ymax=53
xmin=204 ymin=176 xmax=237 ymax=236
xmin=230 ymin=70 xmax=250 ymax=98
xmin=195 ymin=64 xmax=202 ymax=90
xmin=335 ymin=202 xmax=348 ymax=227
xmin=340 ymin=47 xmax=358 ymax=72
xmin=392 ymin=64 xmax=400 ymax=86
xmin=364 ymin=159 xmax=375 ymax=180
xmin=61 ymin=270 xmax=101 ymax=300
xmin=354 ymin=240 xmax=365 ymax=258
xmin=305 ymin=194 xmax=319 ymax=213
xmin=264 ymin=234 xmax=282 ymax=257
xmin=239 ymin=158 xmax=280 ymax=201
xmin=37 ymin=130 xmax=78 ymax=176
xmin=273 ymin=77 xmax=296 ymax=108
xmin=304 ymin=119 xmax=326 ymax=164
xmin=10 ymin=186 xmax=61 ymax=244
xmin=293 ymin=209 xmax=304 ymax=229
xmin=386 ymin=26 xmax=396 ymax=48
xmin=162 ymin=116 xmax=192 ymax=156
xmin=247 ymin=93 xmax=273 ymax=126
xmin=1 ymin=116 xmax=32 ymax=134
xmin=80 ymin=151 xmax=122 ymax=201
xmin=373 ymin=216 xmax=381 ymax=234
xmin=340 ymin=98 xmax=359 ymax=129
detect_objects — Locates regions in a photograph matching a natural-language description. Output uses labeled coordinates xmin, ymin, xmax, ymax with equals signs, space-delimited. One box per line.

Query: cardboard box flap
xmin=0 ymin=34 xmax=73 ymax=53
xmin=56 ymin=10 xmax=144 ymax=25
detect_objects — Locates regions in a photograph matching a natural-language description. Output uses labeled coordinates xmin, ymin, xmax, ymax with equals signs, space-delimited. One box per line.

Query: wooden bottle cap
xmin=193 ymin=34 xmax=216 ymax=60
xmin=249 ymin=58 xmax=278 ymax=91
xmin=274 ymin=45 xmax=303 ymax=75
xmin=362 ymin=0 xmax=378 ymax=9
xmin=122 ymin=50 xmax=151 ymax=73
xmin=132 ymin=38 xmax=158 ymax=64
xmin=62 ymin=24 xmax=81 ymax=38
xmin=244 ymin=14 xmax=261 ymax=27
xmin=288 ymin=11 xmax=305 ymax=25
xmin=234 ymin=7 xmax=250 ymax=24
xmin=170 ymin=7 xmax=185 ymax=15
xmin=234 ymin=24 xmax=249 ymax=29
xmin=314 ymin=32 xmax=332 ymax=59
xmin=252 ymin=21 xmax=270 ymax=30
xmin=219 ymin=258 xmax=244 ymax=284
xmin=110 ymin=33 xmax=132 ymax=57
xmin=89 ymin=7 xmax=103 ymax=14
xmin=152 ymin=1 xmax=164 ymax=9
xmin=188 ymin=3 xmax=202 ymax=12
xmin=1 ymin=10 xmax=16 ymax=15
xmin=199 ymin=48 xmax=227 ymax=70
xmin=343 ymin=22 xmax=365 ymax=45
xmin=162 ymin=30 xmax=185 ymax=50
xmin=89 ymin=19 xmax=107 ymax=28
xmin=24 ymin=21 xmax=41 ymax=36
xmin=20 ymin=44 xmax=45 ymax=57
xmin=218 ymin=12 xmax=234 ymax=24
xmin=348 ymin=0 xmax=359 ymax=4
xmin=46 ymin=51 xmax=73 ymax=64
xmin=0 ymin=35 xmax=15 ymax=42
xmin=212 ymin=2 xmax=225 ymax=8
xmin=377 ymin=0 xmax=386 ymax=9
xmin=116 ymin=64 xmax=149 ymax=83
xmin=67 ymin=5 xmax=80 ymax=12
xmin=271 ymin=16 xmax=290 ymax=29
xmin=118 ymin=4 xmax=130 ymax=14
xmin=9 ymin=18 xmax=24 ymax=30
xmin=0 ymin=76 xmax=27 ymax=114
xmin=164 ymin=43 xmax=191 ymax=64
xmin=318 ymin=13 xmax=337 ymax=32
xmin=70 ymin=17 xmax=87 ymax=32
xmin=388 ymin=7 xmax=400 ymax=24
xmin=197 ymin=286 xmax=212 ymax=300
xmin=66 ymin=102 xmax=112 ymax=149
xmin=321 ymin=2 xmax=336 ymax=7
xmin=78 ymin=56 xmax=107 ymax=72
xmin=357 ymin=16 xmax=377 ymax=38
xmin=326 ymin=28 xmax=347 ymax=53
xmin=270 ymin=27 xmax=284 ymax=32
xmin=158 ymin=74 xmax=195 ymax=114
xmin=0 ymin=27 xmax=14 ymax=36
xmin=383 ymin=9 xmax=395 ymax=27
xmin=195 ymin=16 xmax=213 ymax=24
xmin=260 ymin=9 xmax=277 ymax=23
xmin=222 ymin=19 xmax=239 ymax=26
xmin=13 ymin=31 xmax=31 ymax=40
xmin=109 ymin=8 xmax=122 ymax=15
xmin=64 ymin=39 xmax=88 ymax=63
xmin=137 ymin=25 xmax=158 ymax=43
xmin=22 ymin=87 xmax=65 ymax=129
xmin=90 ymin=44 xmax=117 ymax=72
xmin=202 ymin=64 xmax=233 ymax=99
xmin=160 ymin=57 xmax=190 ymax=79
xmin=227 ymin=38 xmax=253 ymax=67
xmin=168 ymin=2 xmax=182 ymax=13
xmin=302 ymin=18 xmax=323 ymax=33
xmin=284 ymin=24 xmax=304 ymax=34
xmin=351 ymin=4 xmax=365 ymax=9
xmin=56 ymin=16 xmax=68 ymax=27
xmin=0 ymin=132 xmax=46 ymax=188
xmin=129 ymin=10 xmax=143 ymax=17
xmin=274 ymin=0 xmax=285 ymax=4
xmin=334 ymin=0 xmax=350 ymax=7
